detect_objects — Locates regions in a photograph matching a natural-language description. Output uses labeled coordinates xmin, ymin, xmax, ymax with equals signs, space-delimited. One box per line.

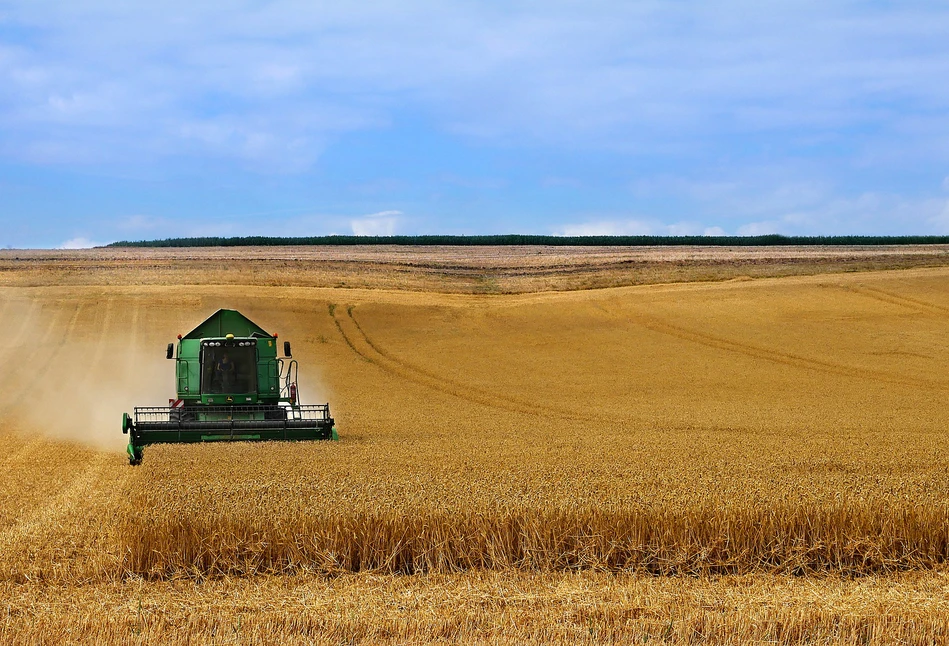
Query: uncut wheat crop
xmin=3 ymin=260 xmax=949 ymax=585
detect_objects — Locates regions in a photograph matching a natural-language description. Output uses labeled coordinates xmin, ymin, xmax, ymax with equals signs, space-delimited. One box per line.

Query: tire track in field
xmin=329 ymin=304 xmax=370 ymax=360
xmin=620 ymin=308 xmax=949 ymax=391
xmin=842 ymin=284 xmax=949 ymax=316
xmin=331 ymin=304 xmax=544 ymax=416
xmin=332 ymin=304 xmax=600 ymax=423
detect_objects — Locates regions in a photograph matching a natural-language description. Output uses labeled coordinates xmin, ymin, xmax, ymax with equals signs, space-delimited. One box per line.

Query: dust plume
xmin=8 ymin=342 xmax=171 ymax=452
xmin=292 ymin=361 xmax=332 ymax=409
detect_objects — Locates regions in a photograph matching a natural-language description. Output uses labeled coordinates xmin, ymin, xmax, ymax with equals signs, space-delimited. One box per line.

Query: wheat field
xmin=1 ymin=247 xmax=949 ymax=643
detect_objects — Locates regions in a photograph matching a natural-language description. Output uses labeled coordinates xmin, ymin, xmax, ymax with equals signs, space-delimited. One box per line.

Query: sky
xmin=2 ymin=1 xmax=949 ymax=248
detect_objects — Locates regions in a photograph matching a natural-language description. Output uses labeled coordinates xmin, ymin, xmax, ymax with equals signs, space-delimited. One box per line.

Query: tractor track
xmin=331 ymin=304 xmax=604 ymax=423
xmin=331 ymin=304 xmax=544 ymax=417
xmin=330 ymin=305 xmax=371 ymax=361
xmin=841 ymin=284 xmax=949 ymax=316
xmin=618 ymin=307 xmax=949 ymax=392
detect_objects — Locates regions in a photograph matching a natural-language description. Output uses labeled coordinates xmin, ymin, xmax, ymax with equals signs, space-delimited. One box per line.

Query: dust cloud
xmin=0 ymin=295 xmax=334 ymax=452
xmin=8 ymin=342 xmax=171 ymax=453
xmin=292 ymin=363 xmax=332 ymax=409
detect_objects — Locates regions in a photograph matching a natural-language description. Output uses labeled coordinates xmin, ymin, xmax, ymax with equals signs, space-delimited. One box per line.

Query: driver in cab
xmin=216 ymin=352 xmax=237 ymax=392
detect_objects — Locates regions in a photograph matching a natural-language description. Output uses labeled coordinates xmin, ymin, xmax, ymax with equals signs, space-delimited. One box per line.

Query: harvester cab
xmin=121 ymin=309 xmax=336 ymax=465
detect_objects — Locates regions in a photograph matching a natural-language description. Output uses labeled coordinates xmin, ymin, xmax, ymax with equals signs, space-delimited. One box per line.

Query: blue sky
xmin=2 ymin=1 xmax=949 ymax=248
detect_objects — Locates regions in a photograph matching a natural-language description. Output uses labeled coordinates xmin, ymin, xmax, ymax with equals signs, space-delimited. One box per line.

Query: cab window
xmin=202 ymin=345 xmax=257 ymax=394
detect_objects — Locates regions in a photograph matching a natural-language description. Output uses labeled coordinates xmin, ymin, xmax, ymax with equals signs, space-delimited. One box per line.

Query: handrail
xmin=280 ymin=359 xmax=299 ymax=398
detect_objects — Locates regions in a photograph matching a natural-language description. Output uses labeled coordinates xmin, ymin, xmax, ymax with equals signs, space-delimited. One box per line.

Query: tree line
xmin=106 ymin=234 xmax=949 ymax=248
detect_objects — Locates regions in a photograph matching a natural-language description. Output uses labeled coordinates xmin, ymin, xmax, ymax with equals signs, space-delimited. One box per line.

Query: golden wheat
xmin=2 ymin=250 xmax=949 ymax=642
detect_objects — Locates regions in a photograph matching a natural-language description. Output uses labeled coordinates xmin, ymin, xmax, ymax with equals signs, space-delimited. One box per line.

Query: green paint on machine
xmin=122 ymin=309 xmax=336 ymax=465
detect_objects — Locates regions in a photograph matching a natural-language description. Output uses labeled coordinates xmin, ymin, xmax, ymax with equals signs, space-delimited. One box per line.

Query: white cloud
xmin=350 ymin=210 xmax=402 ymax=236
xmin=118 ymin=214 xmax=170 ymax=231
xmin=703 ymin=226 xmax=726 ymax=236
xmin=926 ymin=200 xmax=949 ymax=234
xmin=728 ymin=193 xmax=949 ymax=236
xmin=736 ymin=221 xmax=782 ymax=236
xmin=556 ymin=219 xmax=655 ymax=236
xmin=555 ymin=219 xmax=715 ymax=237
xmin=57 ymin=236 xmax=101 ymax=249
xmin=4 ymin=2 xmax=949 ymax=168
xmin=666 ymin=222 xmax=706 ymax=236
xmin=627 ymin=171 xmax=949 ymax=236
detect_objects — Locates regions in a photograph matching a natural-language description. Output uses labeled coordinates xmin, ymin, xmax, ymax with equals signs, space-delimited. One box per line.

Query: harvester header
xmin=122 ymin=309 xmax=336 ymax=464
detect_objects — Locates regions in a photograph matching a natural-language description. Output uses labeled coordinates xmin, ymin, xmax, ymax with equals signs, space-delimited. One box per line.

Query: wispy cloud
xmin=736 ymin=221 xmax=782 ymax=236
xmin=734 ymin=193 xmax=949 ymax=236
xmin=556 ymin=220 xmax=655 ymax=237
xmin=57 ymin=236 xmax=101 ymax=249
xmin=555 ymin=218 xmax=717 ymax=237
xmin=925 ymin=200 xmax=949 ymax=235
xmin=3 ymin=2 xmax=949 ymax=244
xmin=4 ymin=2 xmax=949 ymax=166
xmin=350 ymin=210 xmax=402 ymax=236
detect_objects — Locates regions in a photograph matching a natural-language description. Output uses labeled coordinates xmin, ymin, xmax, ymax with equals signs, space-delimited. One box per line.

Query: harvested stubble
xmin=4 ymin=244 xmax=949 ymax=293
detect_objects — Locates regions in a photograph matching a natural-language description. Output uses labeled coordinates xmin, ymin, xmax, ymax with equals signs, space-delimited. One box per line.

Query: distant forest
xmin=106 ymin=234 xmax=949 ymax=247
xmin=106 ymin=234 xmax=949 ymax=248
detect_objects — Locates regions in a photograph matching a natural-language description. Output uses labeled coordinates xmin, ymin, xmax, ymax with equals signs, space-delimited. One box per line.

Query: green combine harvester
xmin=121 ymin=309 xmax=336 ymax=465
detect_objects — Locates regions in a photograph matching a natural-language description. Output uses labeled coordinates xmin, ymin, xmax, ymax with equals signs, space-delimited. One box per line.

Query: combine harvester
xmin=121 ymin=309 xmax=336 ymax=465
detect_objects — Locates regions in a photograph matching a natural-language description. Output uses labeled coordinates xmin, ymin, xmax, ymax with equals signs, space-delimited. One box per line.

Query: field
xmin=2 ymin=245 xmax=949 ymax=643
